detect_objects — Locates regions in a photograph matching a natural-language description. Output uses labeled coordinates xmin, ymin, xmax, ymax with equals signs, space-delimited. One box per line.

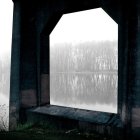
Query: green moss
xmin=16 ymin=122 xmax=34 ymax=131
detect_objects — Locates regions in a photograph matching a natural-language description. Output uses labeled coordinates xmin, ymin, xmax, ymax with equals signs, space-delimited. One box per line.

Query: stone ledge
xmin=27 ymin=105 xmax=123 ymax=127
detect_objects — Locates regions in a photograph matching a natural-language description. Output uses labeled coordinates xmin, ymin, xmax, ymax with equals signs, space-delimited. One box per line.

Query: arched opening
xmin=50 ymin=8 xmax=118 ymax=113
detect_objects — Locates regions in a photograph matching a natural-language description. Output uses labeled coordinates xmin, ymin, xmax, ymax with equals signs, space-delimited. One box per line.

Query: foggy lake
xmin=50 ymin=41 xmax=118 ymax=113
xmin=0 ymin=0 xmax=13 ymax=130
xmin=50 ymin=8 xmax=118 ymax=113
xmin=50 ymin=72 xmax=117 ymax=113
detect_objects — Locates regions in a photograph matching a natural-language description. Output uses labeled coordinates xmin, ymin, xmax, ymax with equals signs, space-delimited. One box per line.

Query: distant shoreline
xmin=50 ymin=71 xmax=117 ymax=74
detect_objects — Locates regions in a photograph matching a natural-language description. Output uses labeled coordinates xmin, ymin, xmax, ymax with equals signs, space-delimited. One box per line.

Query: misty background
xmin=50 ymin=8 xmax=118 ymax=113
xmin=0 ymin=0 xmax=13 ymax=130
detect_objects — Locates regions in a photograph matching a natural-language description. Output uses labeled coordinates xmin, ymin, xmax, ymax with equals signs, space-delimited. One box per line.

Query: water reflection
xmin=50 ymin=41 xmax=118 ymax=113
xmin=50 ymin=73 xmax=117 ymax=113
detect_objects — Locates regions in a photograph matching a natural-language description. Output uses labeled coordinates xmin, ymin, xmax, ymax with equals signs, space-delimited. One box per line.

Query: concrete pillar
xmin=131 ymin=1 xmax=140 ymax=139
xmin=20 ymin=3 xmax=38 ymax=109
xmin=40 ymin=35 xmax=50 ymax=105
xmin=9 ymin=1 xmax=21 ymax=130
xmin=120 ymin=0 xmax=140 ymax=139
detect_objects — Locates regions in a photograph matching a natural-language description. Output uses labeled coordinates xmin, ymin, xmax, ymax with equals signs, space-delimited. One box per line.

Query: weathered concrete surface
xmin=132 ymin=108 xmax=140 ymax=128
xmin=9 ymin=1 xmax=21 ymax=130
xmin=27 ymin=105 xmax=123 ymax=140
xmin=41 ymin=74 xmax=50 ymax=105
xmin=28 ymin=105 xmax=122 ymax=126
xmin=21 ymin=89 xmax=37 ymax=108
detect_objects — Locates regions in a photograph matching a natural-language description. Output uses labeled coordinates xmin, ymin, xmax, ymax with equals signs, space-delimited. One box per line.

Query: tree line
xmin=50 ymin=41 xmax=118 ymax=72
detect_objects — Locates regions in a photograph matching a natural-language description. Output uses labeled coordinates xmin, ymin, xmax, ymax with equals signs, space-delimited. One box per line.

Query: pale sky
xmin=0 ymin=0 xmax=13 ymax=56
xmin=50 ymin=8 xmax=118 ymax=46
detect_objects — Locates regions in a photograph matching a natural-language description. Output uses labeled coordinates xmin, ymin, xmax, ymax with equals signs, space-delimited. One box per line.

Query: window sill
xmin=28 ymin=105 xmax=123 ymax=127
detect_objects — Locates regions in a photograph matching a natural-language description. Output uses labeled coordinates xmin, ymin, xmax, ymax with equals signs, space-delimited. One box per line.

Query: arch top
xmin=50 ymin=8 xmax=118 ymax=45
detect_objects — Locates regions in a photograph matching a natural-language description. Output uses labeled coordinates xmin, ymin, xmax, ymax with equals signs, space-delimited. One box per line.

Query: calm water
xmin=50 ymin=72 xmax=117 ymax=113
xmin=50 ymin=41 xmax=118 ymax=113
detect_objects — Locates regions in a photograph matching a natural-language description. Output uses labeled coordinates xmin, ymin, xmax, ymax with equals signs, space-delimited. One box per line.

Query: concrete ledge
xmin=27 ymin=105 xmax=122 ymax=126
xmin=26 ymin=105 xmax=124 ymax=139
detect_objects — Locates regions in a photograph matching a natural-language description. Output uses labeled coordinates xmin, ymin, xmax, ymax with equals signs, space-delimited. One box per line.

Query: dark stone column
xmin=118 ymin=8 xmax=131 ymax=140
xmin=131 ymin=1 xmax=140 ymax=139
xmin=20 ymin=3 xmax=38 ymax=109
xmin=9 ymin=1 xmax=21 ymax=130
xmin=40 ymin=35 xmax=50 ymax=105
xmin=117 ymin=1 xmax=140 ymax=139
xmin=119 ymin=0 xmax=140 ymax=139
xmin=35 ymin=5 xmax=51 ymax=106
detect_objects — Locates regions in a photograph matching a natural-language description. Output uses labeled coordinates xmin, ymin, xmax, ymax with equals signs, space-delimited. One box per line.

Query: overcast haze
xmin=51 ymin=8 xmax=118 ymax=45
xmin=50 ymin=8 xmax=118 ymax=113
xmin=0 ymin=0 xmax=13 ymax=130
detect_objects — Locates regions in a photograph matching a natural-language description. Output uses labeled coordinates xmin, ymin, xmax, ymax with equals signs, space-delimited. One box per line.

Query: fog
xmin=0 ymin=0 xmax=13 ymax=130
xmin=50 ymin=8 xmax=118 ymax=113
